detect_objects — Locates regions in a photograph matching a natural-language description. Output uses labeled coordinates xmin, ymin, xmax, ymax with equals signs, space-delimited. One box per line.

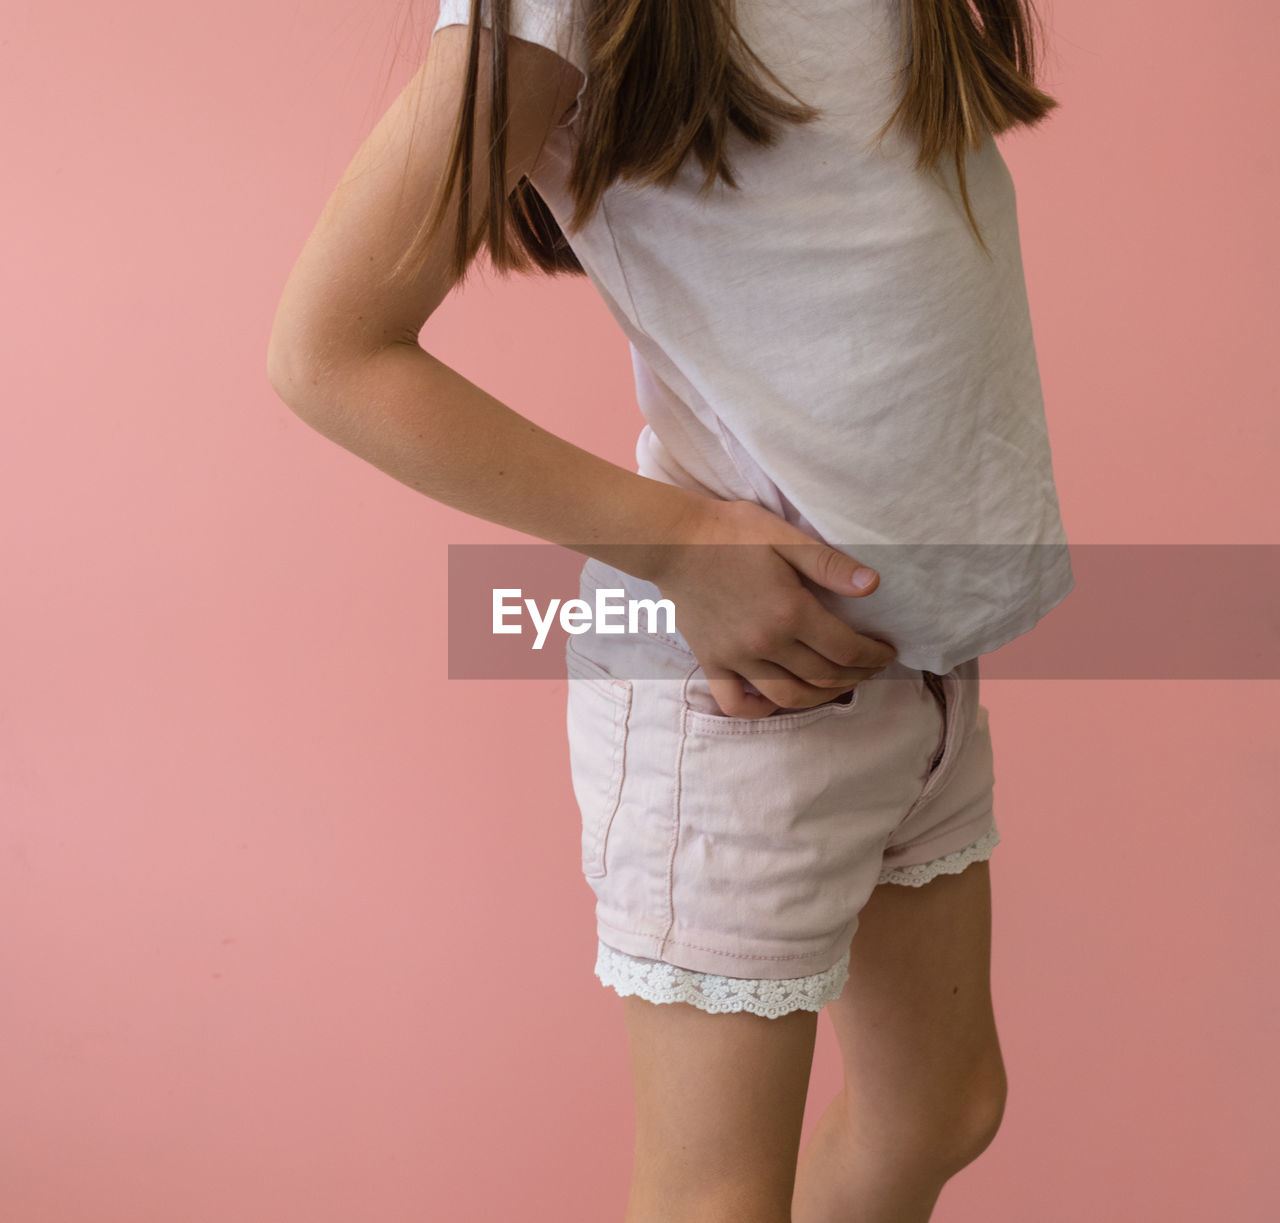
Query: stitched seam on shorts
xmin=883 ymin=809 xmax=996 ymax=864
xmin=682 ymin=698 xmax=859 ymax=734
xmin=603 ymin=915 xmax=843 ymax=965
xmin=645 ymin=925 xmax=850 ymax=963
xmin=899 ymin=670 xmax=968 ymax=819
xmin=596 ymin=916 xmax=668 ymax=945
xmin=656 ymin=656 xmax=704 ymax=956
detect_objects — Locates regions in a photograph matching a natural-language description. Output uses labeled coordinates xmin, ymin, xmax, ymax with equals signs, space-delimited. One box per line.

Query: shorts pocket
xmin=681 ymin=671 xmax=862 ymax=734
xmin=672 ymin=671 xmax=885 ymax=947
xmin=565 ymin=637 xmax=633 ymax=878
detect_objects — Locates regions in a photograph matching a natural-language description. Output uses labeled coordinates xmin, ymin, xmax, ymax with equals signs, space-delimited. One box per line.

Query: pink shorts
xmin=564 ymin=557 xmax=1000 ymax=1019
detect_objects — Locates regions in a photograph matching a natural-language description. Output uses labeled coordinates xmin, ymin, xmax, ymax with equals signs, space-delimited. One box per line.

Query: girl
xmin=267 ymin=0 xmax=1073 ymax=1219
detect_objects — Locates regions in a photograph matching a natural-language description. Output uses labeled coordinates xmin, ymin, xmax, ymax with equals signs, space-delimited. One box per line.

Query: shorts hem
xmin=596 ymin=913 xmax=859 ymax=979
xmin=877 ymin=820 xmax=1000 ymax=888
xmin=594 ymin=939 xmax=850 ymax=1020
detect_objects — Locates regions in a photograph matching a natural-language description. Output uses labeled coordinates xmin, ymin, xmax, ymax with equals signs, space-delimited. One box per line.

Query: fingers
xmin=761 ymin=640 xmax=887 ymax=701
xmin=793 ymin=604 xmax=897 ymax=671
xmin=703 ymin=660 xmax=782 ymax=719
xmin=769 ymin=535 xmax=880 ymax=598
xmin=737 ymin=585 xmax=897 ymax=674
xmin=694 ymin=586 xmax=897 ymax=716
xmin=702 ymin=653 xmax=883 ymax=719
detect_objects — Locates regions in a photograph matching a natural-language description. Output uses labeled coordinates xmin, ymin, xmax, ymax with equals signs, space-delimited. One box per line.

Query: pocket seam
xmin=566 ymin=645 xmax=632 ymax=878
xmin=681 ymin=685 xmax=862 ymax=735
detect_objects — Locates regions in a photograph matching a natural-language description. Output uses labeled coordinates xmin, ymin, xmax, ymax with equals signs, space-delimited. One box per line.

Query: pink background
xmin=2 ymin=1 xmax=1277 ymax=1219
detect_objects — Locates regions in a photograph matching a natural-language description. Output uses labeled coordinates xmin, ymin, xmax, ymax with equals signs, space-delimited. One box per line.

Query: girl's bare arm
xmin=268 ymin=27 xmax=703 ymax=575
xmin=272 ymin=335 xmax=712 ymax=577
xmin=267 ymin=26 xmax=893 ymax=715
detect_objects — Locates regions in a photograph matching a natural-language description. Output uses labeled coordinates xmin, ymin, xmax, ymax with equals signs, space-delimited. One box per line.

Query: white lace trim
xmin=594 ymin=827 xmax=999 ymax=1017
xmin=595 ymin=940 xmax=850 ymax=1019
xmin=877 ymin=823 xmax=1000 ymax=888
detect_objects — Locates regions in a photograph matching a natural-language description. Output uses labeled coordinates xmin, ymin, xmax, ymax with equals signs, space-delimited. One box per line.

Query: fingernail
xmin=851 ymin=567 xmax=877 ymax=590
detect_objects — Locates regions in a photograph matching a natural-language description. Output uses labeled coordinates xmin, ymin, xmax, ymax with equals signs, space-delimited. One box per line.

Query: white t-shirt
xmin=433 ymin=0 xmax=1074 ymax=674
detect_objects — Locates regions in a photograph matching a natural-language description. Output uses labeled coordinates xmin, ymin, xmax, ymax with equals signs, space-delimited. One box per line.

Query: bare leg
xmin=621 ymin=993 xmax=819 ymax=1223
xmin=792 ymin=859 xmax=1007 ymax=1222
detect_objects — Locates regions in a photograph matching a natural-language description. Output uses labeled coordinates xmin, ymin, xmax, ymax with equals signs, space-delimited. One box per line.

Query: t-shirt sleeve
xmin=432 ymin=0 xmax=589 ymax=95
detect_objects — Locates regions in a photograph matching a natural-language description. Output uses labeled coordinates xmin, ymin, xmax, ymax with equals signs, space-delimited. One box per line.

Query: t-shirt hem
xmin=897 ymin=559 xmax=1076 ymax=674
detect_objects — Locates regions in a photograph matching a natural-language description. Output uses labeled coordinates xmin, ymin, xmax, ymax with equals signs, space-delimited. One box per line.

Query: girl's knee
xmin=951 ymin=1059 xmax=1008 ymax=1169
xmin=843 ymin=1057 xmax=1008 ymax=1179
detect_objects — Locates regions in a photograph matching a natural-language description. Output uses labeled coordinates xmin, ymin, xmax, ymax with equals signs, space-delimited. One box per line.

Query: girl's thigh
xmin=622 ymin=993 xmax=818 ymax=1219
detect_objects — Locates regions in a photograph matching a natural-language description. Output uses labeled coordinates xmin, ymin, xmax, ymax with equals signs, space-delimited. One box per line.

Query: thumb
xmin=772 ymin=532 xmax=880 ymax=596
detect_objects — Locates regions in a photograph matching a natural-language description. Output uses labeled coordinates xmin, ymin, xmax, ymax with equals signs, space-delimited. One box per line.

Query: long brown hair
xmin=389 ymin=0 xmax=1058 ymax=288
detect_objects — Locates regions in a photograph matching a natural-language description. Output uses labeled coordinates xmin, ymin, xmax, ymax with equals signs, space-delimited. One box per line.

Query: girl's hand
xmin=645 ymin=498 xmax=898 ymax=719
